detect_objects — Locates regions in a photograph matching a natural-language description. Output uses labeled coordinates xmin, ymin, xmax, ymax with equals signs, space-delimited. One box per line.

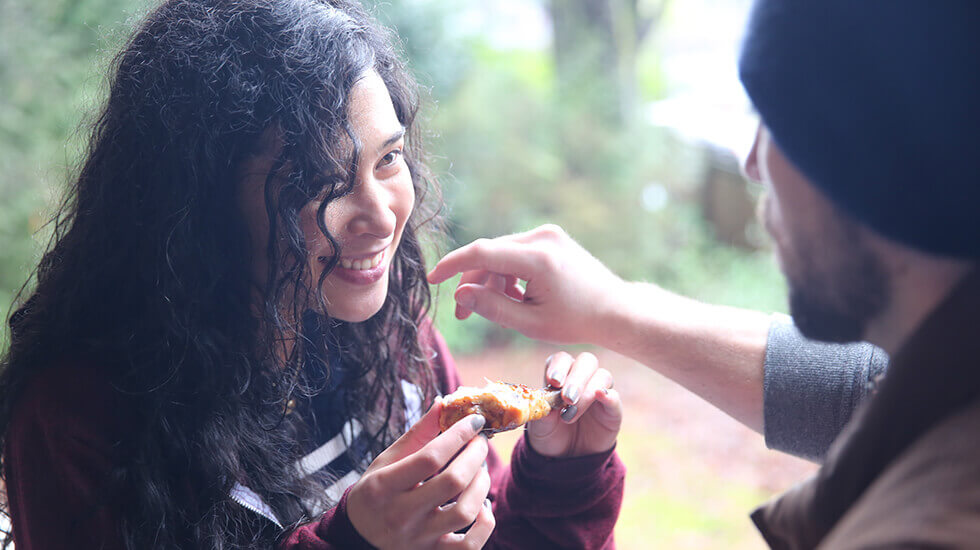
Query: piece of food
xmin=439 ymin=381 xmax=563 ymax=435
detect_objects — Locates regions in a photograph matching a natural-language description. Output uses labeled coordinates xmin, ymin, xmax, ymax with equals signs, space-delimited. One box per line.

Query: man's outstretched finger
xmin=427 ymin=240 xmax=540 ymax=285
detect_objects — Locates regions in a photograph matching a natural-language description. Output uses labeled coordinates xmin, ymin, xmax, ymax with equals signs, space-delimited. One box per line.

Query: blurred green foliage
xmin=0 ymin=0 xmax=143 ymax=347
xmin=373 ymin=3 xmax=785 ymax=351
xmin=0 ymin=0 xmax=785 ymax=352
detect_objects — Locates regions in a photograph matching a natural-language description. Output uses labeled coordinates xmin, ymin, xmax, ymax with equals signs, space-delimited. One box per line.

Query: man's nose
xmin=741 ymin=123 xmax=763 ymax=183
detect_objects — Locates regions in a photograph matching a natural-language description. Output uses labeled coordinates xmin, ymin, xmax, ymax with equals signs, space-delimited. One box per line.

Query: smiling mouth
xmin=337 ymin=249 xmax=385 ymax=271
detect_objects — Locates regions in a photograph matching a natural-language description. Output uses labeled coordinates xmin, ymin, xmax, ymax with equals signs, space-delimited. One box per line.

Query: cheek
xmin=394 ymin=174 xmax=416 ymax=232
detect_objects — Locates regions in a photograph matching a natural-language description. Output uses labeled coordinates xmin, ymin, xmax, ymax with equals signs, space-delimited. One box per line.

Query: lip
xmin=329 ymin=248 xmax=389 ymax=285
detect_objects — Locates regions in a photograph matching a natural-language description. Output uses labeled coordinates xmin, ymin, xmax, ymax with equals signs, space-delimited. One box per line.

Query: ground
xmin=455 ymin=345 xmax=817 ymax=549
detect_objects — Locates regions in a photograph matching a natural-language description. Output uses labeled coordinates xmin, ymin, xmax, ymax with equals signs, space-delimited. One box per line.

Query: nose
xmin=741 ymin=123 xmax=763 ymax=183
xmin=345 ymin=176 xmax=396 ymax=239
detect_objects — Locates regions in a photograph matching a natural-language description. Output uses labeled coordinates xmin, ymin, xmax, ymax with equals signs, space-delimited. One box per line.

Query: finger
xmin=558 ymin=352 xmax=599 ymax=408
xmin=376 ymin=414 xmax=486 ymax=490
xmin=428 ymin=239 xmax=540 ymax=285
xmin=544 ymin=351 xmax=574 ymax=388
xmin=453 ymin=284 xmax=528 ymax=330
xmin=503 ymin=276 xmax=525 ymax=301
xmin=437 ymin=499 xmax=495 ymax=550
xmin=429 ymin=459 xmax=491 ymax=535
xmin=486 ymin=273 xmax=508 ymax=294
xmin=454 ymin=269 xmax=493 ymax=320
xmin=456 ymin=276 xmax=525 ymax=320
xmin=371 ymin=400 xmax=445 ymax=469
xmin=591 ymin=387 xmax=624 ymax=429
xmin=563 ymin=367 xmax=614 ymax=424
xmin=411 ymin=433 xmax=489 ymax=508
xmin=377 ymin=413 xmax=485 ymax=491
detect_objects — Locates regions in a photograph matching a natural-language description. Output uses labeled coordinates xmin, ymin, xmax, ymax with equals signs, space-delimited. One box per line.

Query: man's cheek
xmin=759 ymin=193 xmax=792 ymax=274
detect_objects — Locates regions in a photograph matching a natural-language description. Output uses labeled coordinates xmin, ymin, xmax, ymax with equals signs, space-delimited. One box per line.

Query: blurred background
xmin=0 ymin=0 xmax=816 ymax=547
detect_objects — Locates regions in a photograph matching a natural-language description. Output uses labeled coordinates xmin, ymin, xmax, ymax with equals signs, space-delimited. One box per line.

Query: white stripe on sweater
xmin=294 ymin=418 xmax=363 ymax=478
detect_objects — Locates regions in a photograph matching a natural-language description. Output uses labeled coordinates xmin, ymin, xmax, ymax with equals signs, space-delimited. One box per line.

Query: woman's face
xmin=238 ymin=70 xmax=415 ymax=323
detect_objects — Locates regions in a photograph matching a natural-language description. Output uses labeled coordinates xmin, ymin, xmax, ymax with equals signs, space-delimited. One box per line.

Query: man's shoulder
xmin=821 ymin=398 xmax=980 ymax=548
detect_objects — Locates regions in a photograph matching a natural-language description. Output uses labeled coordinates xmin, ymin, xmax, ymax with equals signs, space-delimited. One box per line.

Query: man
xmin=429 ymin=0 xmax=980 ymax=545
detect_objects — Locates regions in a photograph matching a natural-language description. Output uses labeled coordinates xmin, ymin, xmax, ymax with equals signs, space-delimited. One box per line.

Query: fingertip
xmin=596 ymin=388 xmax=623 ymax=414
xmin=428 ymin=396 xmax=444 ymax=412
xmin=467 ymin=413 xmax=486 ymax=433
xmin=426 ymin=265 xmax=446 ymax=284
xmin=560 ymin=404 xmax=578 ymax=423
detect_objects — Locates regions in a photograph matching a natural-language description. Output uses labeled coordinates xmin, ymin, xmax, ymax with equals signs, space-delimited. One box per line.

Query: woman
xmin=0 ymin=0 xmax=624 ymax=548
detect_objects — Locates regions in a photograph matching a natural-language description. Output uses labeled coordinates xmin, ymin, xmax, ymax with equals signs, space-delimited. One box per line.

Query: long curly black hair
xmin=0 ymin=0 xmax=441 ymax=547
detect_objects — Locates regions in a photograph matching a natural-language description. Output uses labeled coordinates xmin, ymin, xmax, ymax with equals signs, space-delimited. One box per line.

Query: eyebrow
xmin=377 ymin=127 xmax=406 ymax=154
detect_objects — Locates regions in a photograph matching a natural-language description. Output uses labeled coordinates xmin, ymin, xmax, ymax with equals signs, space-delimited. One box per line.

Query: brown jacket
xmin=753 ymin=268 xmax=980 ymax=549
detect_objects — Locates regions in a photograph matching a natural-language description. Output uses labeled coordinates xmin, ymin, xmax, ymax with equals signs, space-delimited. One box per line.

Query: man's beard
xmin=784 ymin=224 xmax=890 ymax=343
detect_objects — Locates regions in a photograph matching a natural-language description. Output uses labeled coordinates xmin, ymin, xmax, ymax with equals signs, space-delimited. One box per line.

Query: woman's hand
xmin=426 ymin=224 xmax=629 ymax=346
xmin=527 ymin=352 xmax=622 ymax=458
xmin=346 ymin=402 xmax=495 ymax=549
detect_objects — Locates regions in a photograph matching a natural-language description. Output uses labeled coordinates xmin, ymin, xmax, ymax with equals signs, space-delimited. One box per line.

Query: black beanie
xmin=738 ymin=0 xmax=980 ymax=258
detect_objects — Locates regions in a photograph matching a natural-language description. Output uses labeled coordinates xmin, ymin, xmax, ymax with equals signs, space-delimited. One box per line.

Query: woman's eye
xmin=378 ymin=149 xmax=402 ymax=168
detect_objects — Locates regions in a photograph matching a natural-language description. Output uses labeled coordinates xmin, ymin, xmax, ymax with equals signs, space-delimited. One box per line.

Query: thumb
xmin=455 ymin=284 xmax=530 ymax=332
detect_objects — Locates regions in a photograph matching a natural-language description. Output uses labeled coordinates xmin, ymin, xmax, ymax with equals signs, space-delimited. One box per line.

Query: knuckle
xmin=470 ymin=238 xmax=490 ymax=255
xmin=416 ymin=450 xmax=444 ymax=474
xmin=360 ymin=477 xmax=383 ymax=500
xmin=577 ymin=351 xmax=598 ymax=364
xmin=535 ymin=249 xmax=562 ymax=272
xmin=483 ymin=513 xmax=496 ymax=534
xmin=443 ymin=469 xmax=470 ymax=494
xmin=538 ymin=224 xmax=565 ymax=239
xmin=451 ymin=502 xmax=478 ymax=525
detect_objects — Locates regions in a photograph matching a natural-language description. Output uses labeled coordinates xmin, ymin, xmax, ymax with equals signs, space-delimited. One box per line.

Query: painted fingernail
xmin=482 ymin=460 xmax=488 ymax=470
xmin=551 ymin=370 xmax=565 ymax=386
xmin=484 ymin=498 xmax=492 ymax=510
xmin=561 ymin=404 xmax=578 ymax=422
xmin=564 ymin=386 xmax=579 ymax=404
xmin=469 ymin=414 xmax=486 ymax=432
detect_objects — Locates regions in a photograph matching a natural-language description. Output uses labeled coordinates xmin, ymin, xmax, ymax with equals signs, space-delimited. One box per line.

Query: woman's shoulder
xmin=7 ymin=359 xmax=124 ymax=448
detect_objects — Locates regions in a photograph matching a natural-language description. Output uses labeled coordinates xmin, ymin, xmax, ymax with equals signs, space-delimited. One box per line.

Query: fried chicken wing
xmin=439 ymin=381 xmax=563 ymax=435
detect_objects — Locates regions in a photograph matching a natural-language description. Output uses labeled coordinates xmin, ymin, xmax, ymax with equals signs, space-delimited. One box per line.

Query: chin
xmin=328 ymin=295 xmax=388 ymax=323
xmin=334 ymin=308 xmax=381 ymax=323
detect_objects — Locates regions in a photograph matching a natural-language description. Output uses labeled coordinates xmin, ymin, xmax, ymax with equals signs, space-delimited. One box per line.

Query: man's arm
xmin=763 ymin=315 xmax=888 ymax=460
xmin=428 ymin=225 xmax=888 ymax=459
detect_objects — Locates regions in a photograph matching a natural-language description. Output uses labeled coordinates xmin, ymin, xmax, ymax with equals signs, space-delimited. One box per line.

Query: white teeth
xmin=339 ymin=250 xmax=384 ymax=271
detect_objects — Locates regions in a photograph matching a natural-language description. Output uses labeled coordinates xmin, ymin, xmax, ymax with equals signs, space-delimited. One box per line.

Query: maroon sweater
xmin=5 ymin=329 xmax=625 ymax=549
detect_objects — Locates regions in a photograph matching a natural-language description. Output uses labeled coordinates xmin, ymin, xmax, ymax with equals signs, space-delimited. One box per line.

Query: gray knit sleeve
xmin=763 ymin=314 xmax=889 ymax=461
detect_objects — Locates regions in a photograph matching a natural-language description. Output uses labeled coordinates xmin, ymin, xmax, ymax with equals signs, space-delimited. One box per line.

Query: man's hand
xmin=427 ymin=224 xmax=628 ymax=346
